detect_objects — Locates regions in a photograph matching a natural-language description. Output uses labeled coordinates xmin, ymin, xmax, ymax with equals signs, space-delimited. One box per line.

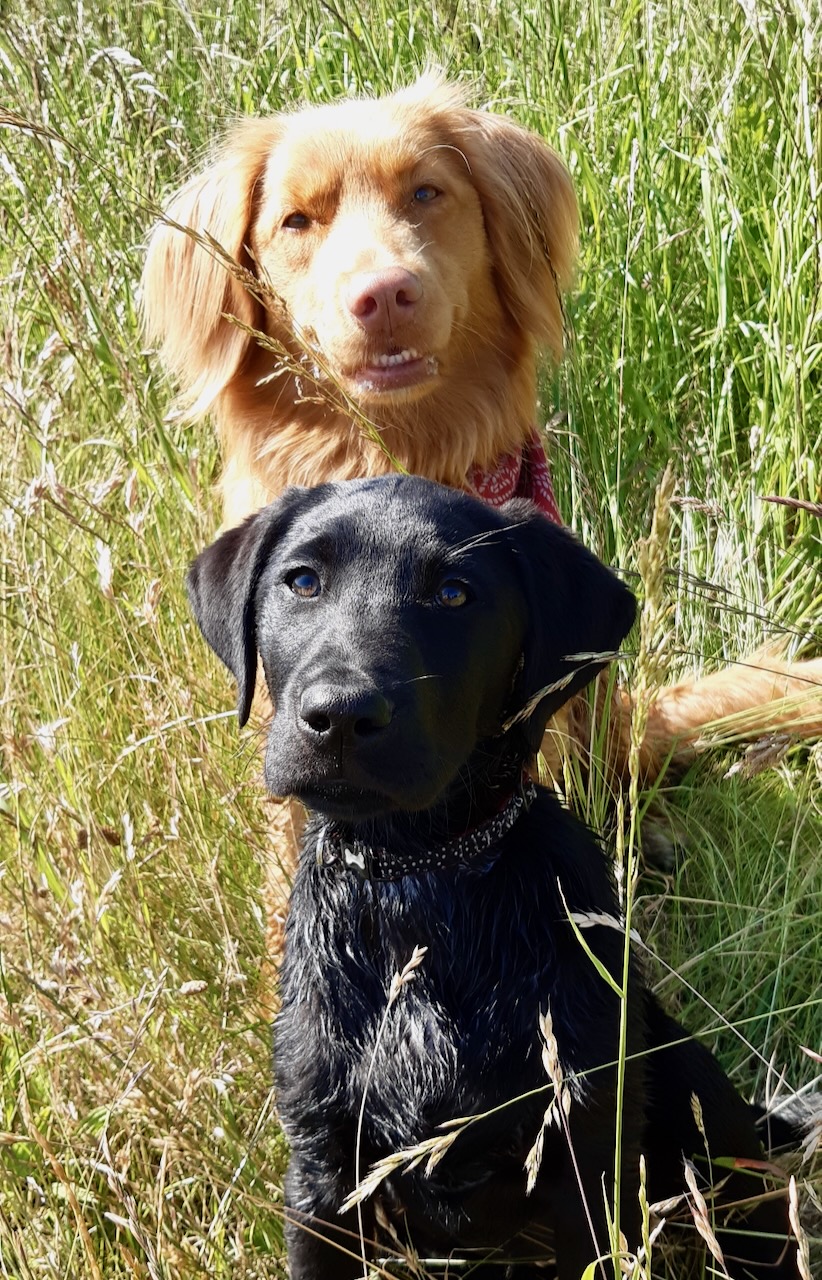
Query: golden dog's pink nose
xmin=345 ymin=268 xmax=423 ymax=331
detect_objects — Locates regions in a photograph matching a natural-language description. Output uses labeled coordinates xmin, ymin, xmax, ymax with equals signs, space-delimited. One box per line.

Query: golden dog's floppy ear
xmin=142 ymin=118 xmax=282 ymax=417
xmin=454 ymin=109 xmax=578 ymax=362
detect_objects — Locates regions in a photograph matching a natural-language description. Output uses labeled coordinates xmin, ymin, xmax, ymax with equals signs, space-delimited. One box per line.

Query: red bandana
xmin=468 ymin=431 xmax=563 ymax=526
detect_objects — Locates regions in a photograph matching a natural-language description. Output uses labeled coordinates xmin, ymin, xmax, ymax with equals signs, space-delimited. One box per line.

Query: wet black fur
xmin=189 ymin=476 xmax=799 ymax=1280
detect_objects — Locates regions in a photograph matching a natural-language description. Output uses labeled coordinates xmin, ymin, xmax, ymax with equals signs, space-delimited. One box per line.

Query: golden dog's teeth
xmin=374 ymin=348 xmax=421 ymax=368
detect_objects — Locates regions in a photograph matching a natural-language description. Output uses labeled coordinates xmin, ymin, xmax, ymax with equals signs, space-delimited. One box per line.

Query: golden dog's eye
xmin=435 ymin=579 xmax=469 ymax=608
xmin=283 ymin=211 xmax=310 ymax=231
xmin=413 ymin=185 xmax=440 ymax=204
xmin=288 ymin=569 xmax=321 ymax=598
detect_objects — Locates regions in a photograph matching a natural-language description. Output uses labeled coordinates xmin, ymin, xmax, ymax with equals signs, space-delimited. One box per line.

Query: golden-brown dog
xmin=143 ymin=76 xmax=821 ymax=960
xmin=143 ymin=77 xmax=575 ymax=525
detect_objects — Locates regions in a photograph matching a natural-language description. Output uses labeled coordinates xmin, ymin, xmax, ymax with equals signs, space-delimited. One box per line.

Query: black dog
xmin=189 ymin=476 xmax=799 ymax=1280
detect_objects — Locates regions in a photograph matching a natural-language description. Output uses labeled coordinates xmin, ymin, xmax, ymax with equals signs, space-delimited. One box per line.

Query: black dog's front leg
xmin=284 ymin=1159 xmax=375 ymax=1280
xmin=548 ymin=1127 xmax=641 ymax=1280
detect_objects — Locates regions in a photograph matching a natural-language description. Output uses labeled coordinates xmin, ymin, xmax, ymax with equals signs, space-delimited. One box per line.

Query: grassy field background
xmin=1 ymin=0 xmax=821 ymax=1275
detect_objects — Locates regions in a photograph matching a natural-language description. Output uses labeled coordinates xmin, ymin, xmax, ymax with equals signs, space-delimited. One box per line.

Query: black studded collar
xmin=315 ymin=777 xmax=537 ymax=882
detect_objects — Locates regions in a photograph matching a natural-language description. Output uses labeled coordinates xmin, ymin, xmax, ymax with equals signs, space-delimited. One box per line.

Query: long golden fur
xmin=143 ymin=77 xmax=821 ymax=959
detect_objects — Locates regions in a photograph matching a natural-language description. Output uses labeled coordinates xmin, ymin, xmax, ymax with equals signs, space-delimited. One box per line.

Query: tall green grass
xmin=1 ymin=0 xmax=820 ymax=1275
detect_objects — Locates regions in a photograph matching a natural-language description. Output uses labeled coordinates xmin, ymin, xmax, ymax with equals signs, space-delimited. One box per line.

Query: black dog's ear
xmin=187 ymin=486 xmax=319 ymax=725
xmin=503 ymin=501 xmax=637 ymax=751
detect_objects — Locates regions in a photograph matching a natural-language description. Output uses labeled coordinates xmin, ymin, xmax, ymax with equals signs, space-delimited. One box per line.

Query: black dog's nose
xmin=299 ymin=684 xmax=394 ymax=745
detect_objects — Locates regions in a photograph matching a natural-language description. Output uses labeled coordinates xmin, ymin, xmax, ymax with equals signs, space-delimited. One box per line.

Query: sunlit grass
xmin=1 ymin=0 xmax=820 ymax=1274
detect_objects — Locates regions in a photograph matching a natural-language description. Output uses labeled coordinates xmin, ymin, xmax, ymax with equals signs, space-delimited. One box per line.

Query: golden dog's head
xmin=143 ymin=77 xmax=577 ymax=424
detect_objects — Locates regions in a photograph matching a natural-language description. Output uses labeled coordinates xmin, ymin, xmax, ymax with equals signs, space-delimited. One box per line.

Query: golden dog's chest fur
xmin=143 ymin=77 xmax=822 ymax=970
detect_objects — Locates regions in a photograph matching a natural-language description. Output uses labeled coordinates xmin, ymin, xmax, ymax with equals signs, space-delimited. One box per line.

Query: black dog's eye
xmin=283 ymin=211 xmax=310 ymax=231
xmin=287 ymin=569 xmax=321 ymax=598
xmin=413 ymin=184 xmax=440 ymax=204
xmin=435 ymin=579 xmax=470 ymax=608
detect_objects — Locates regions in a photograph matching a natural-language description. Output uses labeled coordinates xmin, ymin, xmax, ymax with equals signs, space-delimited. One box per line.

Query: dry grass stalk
xmin=635 ymin=1153 xmax=651 ymax=1280
xmin=97 ymin=1132 xmax=164 ymax=1280
xmin=690 ymin=1092 xmax=707 ymax=1146
xmin=502 ymin=651 xmax=620 ymax=733
xmin=633 ymin=1152 xmax=672 ymax=1280
xmin=724 ymin=732 xmax=792 ymax=779
xmin=387 ymin=945 xmax=428 ymax=1006
xmin=789 ymin=1175 xmax=812 ymax=1280
xmin=524 ymin=1003 xmax=572 ymax=1194
xmin=18 ymin=1086 xmax=104 ymax=1280
xmin=568 ymin=907 xmax=641 ymax=945
xmin=525 ymin=1007 xmax=611 ymax=1278
xmin=373 ymin=1199 xmax=425 ymax=1277
xmin=683 ymin=1159 xmax=728 ymax=1275
xmin=349 ymin=945 xmax=429 ymax=1272
xmin=340 ymin=1129 xmax=460 ymax=1214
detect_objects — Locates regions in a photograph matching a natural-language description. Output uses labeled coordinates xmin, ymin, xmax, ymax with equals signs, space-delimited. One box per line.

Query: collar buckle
xmin=341 ymin=839 xmax=373 ymax=880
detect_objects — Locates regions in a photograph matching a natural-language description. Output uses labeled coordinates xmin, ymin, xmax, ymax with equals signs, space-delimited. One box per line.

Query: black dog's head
xmin=188 ymin=476 xmax=635 ymax=822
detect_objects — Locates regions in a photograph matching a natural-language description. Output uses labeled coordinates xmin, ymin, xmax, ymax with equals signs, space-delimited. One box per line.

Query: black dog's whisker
xmin=451 ymin=519 xmax=529 ymax=555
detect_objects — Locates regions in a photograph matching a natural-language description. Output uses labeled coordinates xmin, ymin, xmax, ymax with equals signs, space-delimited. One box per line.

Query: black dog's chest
xmin=277 ymin=866 xmax=562 ymax=1250
xmin=278 ymin=859 xmax=551 ymax=1114
xmin=276 ymin=816 xmax=628 ymax=1253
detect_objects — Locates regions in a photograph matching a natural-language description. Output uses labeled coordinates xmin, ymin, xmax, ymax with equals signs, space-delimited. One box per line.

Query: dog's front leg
xmin=550 ymin=1144 xmax=640 ymax=1280
xmin=551 ymin=1196 xmax=606 ymax=1280
xmin=284 ymin=1159 xmax=373 ymax=1280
